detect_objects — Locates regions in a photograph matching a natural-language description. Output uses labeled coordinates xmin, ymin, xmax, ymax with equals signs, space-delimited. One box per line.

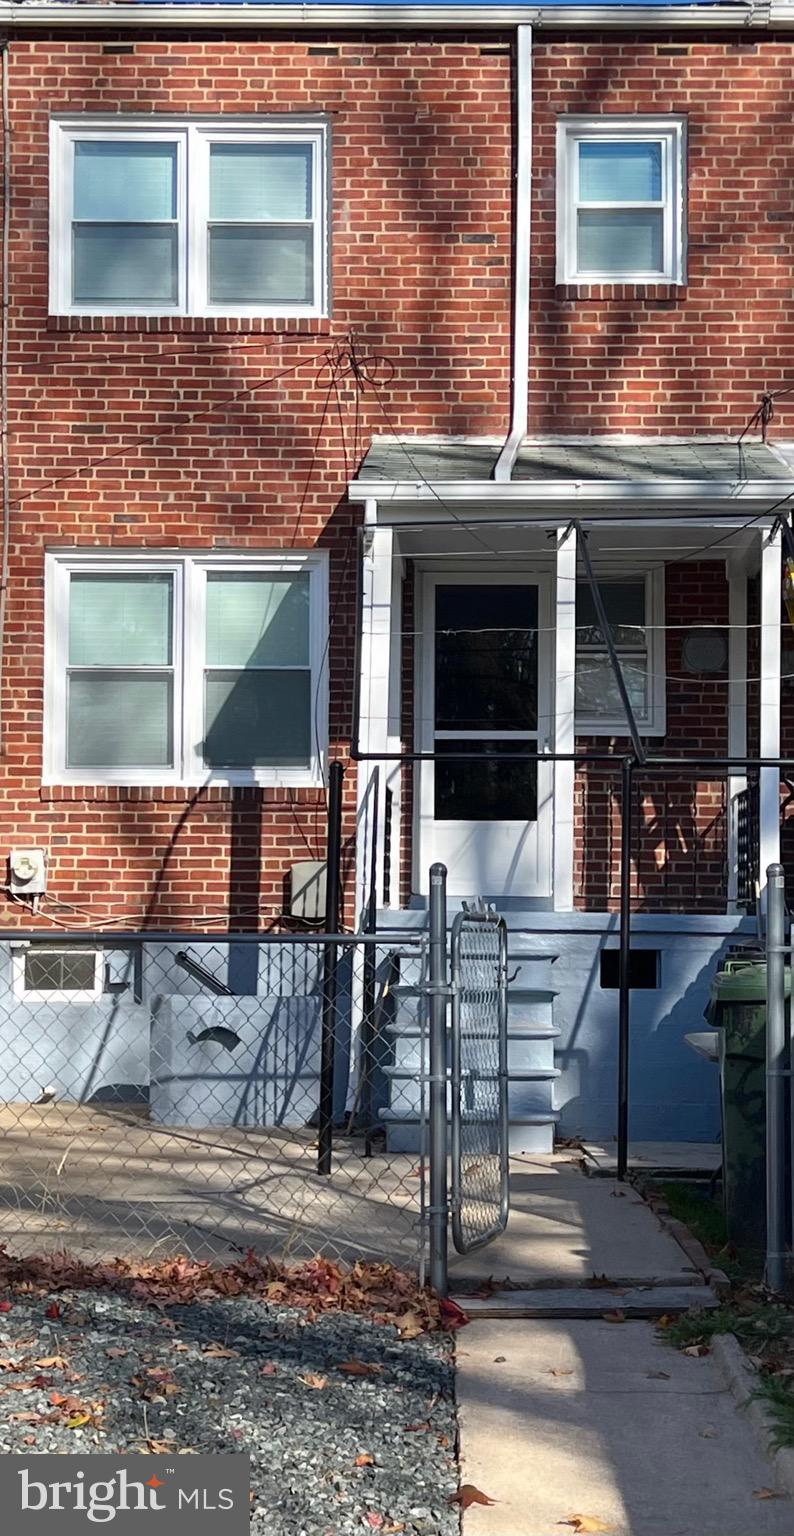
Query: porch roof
xmin=355 ymin=437 xmax=792 ymax=485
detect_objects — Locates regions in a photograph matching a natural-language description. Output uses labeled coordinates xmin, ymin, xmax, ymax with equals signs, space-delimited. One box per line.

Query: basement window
xmin=557 ymin=116 xmax=686 ymax=285
xmin=49 ymin=118 xmax=329 ymax=318
xmin=12 ymin=946 xmax=104 ymax=1002
xmin=599 ymin=949 xmax=660 ymax=990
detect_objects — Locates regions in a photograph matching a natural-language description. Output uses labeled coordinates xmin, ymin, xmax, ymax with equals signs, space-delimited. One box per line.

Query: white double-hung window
xmin=49 ymin=118 xmax=329 ymax=316
xmin=44 ymin=552 xmax=329 ymax=786
xmin=575 ymin=570 xmax=665 ymax=735
xmin=557 ymin=117 xmax=685 ymax=284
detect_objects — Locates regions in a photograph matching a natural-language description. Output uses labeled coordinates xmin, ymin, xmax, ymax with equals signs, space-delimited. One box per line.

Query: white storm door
xmin=416 ymin=573 xmax=553 ymax=900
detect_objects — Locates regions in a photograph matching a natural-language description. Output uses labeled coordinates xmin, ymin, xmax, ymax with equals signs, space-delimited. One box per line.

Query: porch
xmin=349 ymin=436 xmax=794 ymax=1150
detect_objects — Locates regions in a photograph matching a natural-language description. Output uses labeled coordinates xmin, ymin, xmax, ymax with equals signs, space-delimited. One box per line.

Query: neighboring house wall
xmin=531 ymin=34 xmax=794 ymax=434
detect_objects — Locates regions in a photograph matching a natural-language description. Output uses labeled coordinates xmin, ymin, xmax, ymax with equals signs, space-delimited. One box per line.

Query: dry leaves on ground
xmin=355 ymin=1454 xmax=375 ymax=1467
xmin=601 ymin=1311 xmax=626 ymax=1324
xmin=548 ymin=1367 xmax=575 ymax=1377
xmin=448 ymin=1485 xmax=497 ymax=1510
xmin=298 ymin=1373 xmax=328 ymax=1391
xmin=201 ymin=1344 xmax=239 ymax=1359
xmin=338 ymin=1361 xmax=383 ymax=1378
xmin=0 ymin=1246 xmax=450 ymax=1338
xmin=558 ymin=1517 xmax=613 ymax=1534
xmin=753 ymin=1489 xmax=784 ymax=1500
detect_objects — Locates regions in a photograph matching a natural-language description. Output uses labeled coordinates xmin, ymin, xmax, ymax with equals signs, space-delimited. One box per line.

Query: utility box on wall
xmin=290 ymin=861 xmax=327 ymax=923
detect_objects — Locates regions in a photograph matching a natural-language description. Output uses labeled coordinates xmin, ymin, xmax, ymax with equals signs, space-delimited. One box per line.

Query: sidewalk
xmin=454 ymin=1157 xmax=792 ymax=1536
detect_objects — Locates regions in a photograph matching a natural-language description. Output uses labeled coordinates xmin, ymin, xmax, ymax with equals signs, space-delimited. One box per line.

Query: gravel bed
xmin=0 ymin=1289 xmax=459 ymax=1535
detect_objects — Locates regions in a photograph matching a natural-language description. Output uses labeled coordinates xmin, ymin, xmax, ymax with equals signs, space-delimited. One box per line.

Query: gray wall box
xmin=290 ymin=861 xmax=327 ymax=922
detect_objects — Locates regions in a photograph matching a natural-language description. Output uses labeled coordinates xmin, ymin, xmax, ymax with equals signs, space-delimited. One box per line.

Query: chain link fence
xmin=449 ymin=908 xmax=509 ymax=1255
xmin=0 ymin=930 xmax=430 ymax=1274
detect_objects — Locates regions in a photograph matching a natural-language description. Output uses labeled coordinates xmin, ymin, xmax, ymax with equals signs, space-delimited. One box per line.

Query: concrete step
xmin=455 ymin=1284 xmax=720 ymax=1319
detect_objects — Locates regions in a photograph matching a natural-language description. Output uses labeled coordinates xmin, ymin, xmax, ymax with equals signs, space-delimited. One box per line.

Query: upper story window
xmin=49 ymin=119 xmax=329 ymax=317
xmin=557 ymin=117 xmax=686 ymax=285
xmin=575 ymin=570 xmax=665 ymax=735
xmin=44 ymin=551 xmax=329 ymax=787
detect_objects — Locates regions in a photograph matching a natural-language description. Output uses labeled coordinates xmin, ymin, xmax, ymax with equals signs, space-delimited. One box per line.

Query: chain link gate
xmin=449 ymin=904 xmax=510 ymax=1255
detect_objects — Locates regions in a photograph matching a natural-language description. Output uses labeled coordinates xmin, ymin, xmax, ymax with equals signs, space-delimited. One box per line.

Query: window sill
xmin=555 ymin=282 xmax=683 ymax=303
xmin=46 ymin=315 xmax=335 ymax=337
xmin=40 ymin=784 xmax=328 ymax=805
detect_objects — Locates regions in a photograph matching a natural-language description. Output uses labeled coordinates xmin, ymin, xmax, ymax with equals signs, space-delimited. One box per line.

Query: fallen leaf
xmin=684 ymin=1344 xmax=710 ymax=1358
xmin=448 ymin=1485 xmax=497 ymax=1510
xmin=34 ymin=1356 xmax=68 ymax=1370
xmin=655 ymin=1314 xmax=674 ymax=1330
xmin=8 ymin=1411 xmax=45 ymax=1424
xmin=260 ymin=1363 xmax=277 ymax=1377
xmin=753 ymin=1488 xmax=783 ymax=1500
xmin=396 ymin=1312 xmax=425 ymax=1340
xmin=646 ymin=1371 xmax=671 ymax=1380
xmin=298 ymin=1373 xmax=328 ymax=1390
xmin=0 ymin=1359 xmax=22 ymax=1373
xmin=548 ymin=1368 xmax=575 ymax=1377
xmin=46 ymin=1303 xmax=61 ymax=1320
xmin=405 ymin=1421 xmax=431 ymax=1433
xmin=558 ymin=1517 xmax=613 ymax=1534
xmin=439 ymin=1297 xmax=469 ymax=1330
xmin=105 ymin=1348 xmax=128 ymax=1360
xmin=437 ymin=1433 xmax=450 ymax=1449
xmin=66 ymin=1413 xmax=91 ymax=1429
xmin=202 ymin=1344 xmax=240 ymax=1359
xmin=144 ymin=1438 xmax=177 ymax=1455
xmin=355 ymin=1454 xmax=375 ymax=1467
xmin=22 ymin=1435 xmax=36 ymax=1446
xmin=338 ymin=1361 xmax=383 ymax=1378
xmin=601 ymin=1311 xmax=626 ymax=1324
xmin=0 ymin=1302 xmax=11 ymax=1313
xmin=366 ymin=1515 xmax=385 ymax=1530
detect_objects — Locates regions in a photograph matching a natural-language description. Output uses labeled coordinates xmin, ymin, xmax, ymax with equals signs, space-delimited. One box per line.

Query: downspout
xmin=493 ymin=23 xmax=531 ymax=482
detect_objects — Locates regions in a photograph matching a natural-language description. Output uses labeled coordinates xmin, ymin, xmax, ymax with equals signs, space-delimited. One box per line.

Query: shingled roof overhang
xmin=347 ymin=438 xmax=794 ymax=516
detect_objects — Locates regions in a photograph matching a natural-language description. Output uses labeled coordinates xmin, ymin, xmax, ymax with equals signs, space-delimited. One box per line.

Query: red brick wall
xmin=531 ymin=34 xmax=794 ymax=434
xmin=573 ymin=561 xmax=731 ymax=911
xmin=1 ymin=27 xmax=785 ymax=926
xmin=0 ymin=29 xmax=513 ymax=927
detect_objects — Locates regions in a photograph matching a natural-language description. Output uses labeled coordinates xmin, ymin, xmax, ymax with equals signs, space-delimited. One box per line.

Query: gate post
xmin=428 ymin=862 xmax=449 ymax=1296
xmin=765 ymin=862 xmax=787 ymax=1293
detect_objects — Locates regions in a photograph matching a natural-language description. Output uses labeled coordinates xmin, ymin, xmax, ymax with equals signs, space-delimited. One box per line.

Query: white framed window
xmin=556 ymin=117 xmax=686 ymax=285
xmin=575 ymin=569 xmax=665 ymax=735
xmin=12 ymin=945 xmax=104 ymax=1003
xmin=43 ymin=550 xmax=329 ymax=787
xmin=49 ymin=117 xmax=329 ymax=317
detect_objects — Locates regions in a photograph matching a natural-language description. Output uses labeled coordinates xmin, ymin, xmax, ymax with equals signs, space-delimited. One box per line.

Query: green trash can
xmin=707 ymin=956 xmax=790 ymax=1252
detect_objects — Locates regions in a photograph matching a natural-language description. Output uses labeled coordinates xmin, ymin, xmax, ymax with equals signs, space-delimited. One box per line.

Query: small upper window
xmin=575 ymin=571 xmax=665 ymax=735
xmin=557 ymin=117 xmax=685 ymax=285
xmin=49 ymin=119 xmax=329 ymax=317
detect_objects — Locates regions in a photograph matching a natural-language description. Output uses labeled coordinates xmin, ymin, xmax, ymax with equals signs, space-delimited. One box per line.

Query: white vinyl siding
xmin=44 ymin=551 xmax=329 ymax=787
xmin=557 ymin=117 xmax=686 ymax=285
xmin=50 ymin=118 xmax=329 ymax=318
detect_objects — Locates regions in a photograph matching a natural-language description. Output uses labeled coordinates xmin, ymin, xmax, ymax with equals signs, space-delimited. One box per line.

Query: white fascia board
xmin=0 ymin=4 xmax=760 ymax=32
xmin=347 ymin=478 xmax=794 ymax=504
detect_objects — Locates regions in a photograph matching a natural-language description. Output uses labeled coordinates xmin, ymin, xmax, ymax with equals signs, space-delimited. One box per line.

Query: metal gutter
xmin=0 ymin=4 xmax=761 ymax=33
xmin=493 ymin=23 xmax=531 ymax=483
xmin=347 ymin=478 xmax=794 ymax=502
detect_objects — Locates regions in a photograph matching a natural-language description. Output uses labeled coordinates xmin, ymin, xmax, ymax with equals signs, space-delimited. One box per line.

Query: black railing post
xmin=317 ymin=760 xmax=344 ymax=1176
xmin=361 ymin=768 xmax=379 ymax=1157
xmin=617 ymin=756 xmax=634 ymax=1182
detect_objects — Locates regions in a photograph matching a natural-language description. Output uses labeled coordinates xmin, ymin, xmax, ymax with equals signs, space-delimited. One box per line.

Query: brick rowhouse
xmin=0 ymin=25 xmax=788 ymax=924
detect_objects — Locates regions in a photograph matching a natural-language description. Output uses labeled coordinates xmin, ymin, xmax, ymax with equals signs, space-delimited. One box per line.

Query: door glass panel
xmin=435 ymin=585 xmax=538 ymax=731
xmin=434 ymin=740 xmax=538 ymax=822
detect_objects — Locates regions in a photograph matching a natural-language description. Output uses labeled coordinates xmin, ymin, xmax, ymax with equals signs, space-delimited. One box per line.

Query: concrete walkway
xmin=454 ymin=1157 xmax=792 ymax=1534
xmin=450 ymin=1153 xmax=699 ymax=1288
xmin=457 ymin=1319 xmax=792 ymax=1536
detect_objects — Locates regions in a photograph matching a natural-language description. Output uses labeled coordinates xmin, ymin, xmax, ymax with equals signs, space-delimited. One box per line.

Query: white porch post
xmin=759 ymin=522 xmax=782 ymax=890
xmin=727 ymin=564 xmax=748 ymax=910
xmin=553 ymin=522 xmax=577 ymax=911
xmin=355 ymin=513 xmax=395 ymax=923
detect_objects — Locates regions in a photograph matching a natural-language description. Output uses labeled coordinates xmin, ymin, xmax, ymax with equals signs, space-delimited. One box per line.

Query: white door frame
xmin=413 ymin=565 xmax=554 ymax=900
